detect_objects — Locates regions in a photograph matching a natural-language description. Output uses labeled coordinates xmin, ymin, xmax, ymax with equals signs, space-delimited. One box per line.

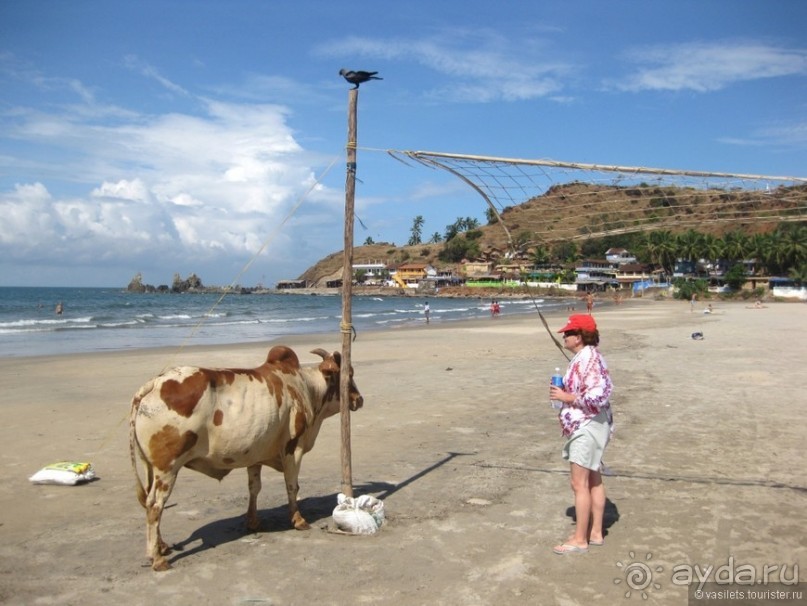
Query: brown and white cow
xmin=129 ymin=345 xmax=363 ymax=571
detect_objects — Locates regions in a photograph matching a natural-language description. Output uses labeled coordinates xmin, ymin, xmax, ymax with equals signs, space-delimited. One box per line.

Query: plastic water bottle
xmin=550 ymin=367 xmax=564 ymax=409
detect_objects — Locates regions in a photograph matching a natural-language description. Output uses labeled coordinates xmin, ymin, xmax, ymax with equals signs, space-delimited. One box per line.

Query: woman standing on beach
xmin=549 ymin=314 xmax=614 ymax=555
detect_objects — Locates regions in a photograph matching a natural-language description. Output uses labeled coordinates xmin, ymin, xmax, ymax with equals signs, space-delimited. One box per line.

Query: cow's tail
xmin=129 ymin=379 xmax=155 ymax=509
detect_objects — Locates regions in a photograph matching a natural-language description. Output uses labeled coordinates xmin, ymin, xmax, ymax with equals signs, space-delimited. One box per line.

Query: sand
xmin=0 ymin=298 xmax=804 ymax=605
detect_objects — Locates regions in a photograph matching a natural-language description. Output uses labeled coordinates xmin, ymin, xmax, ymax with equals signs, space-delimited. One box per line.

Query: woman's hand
xmin=549 ymin=386 xmax=573 ymax=404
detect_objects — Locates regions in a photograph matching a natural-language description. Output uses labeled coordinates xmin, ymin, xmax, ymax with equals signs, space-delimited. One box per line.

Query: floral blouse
xmin=559 ymin=345 xmax=613 ymax=437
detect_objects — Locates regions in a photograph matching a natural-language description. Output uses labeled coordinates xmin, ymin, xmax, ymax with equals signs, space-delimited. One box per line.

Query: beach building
xmin=613 ymin=263 xmax=664 ymax=294
xmin=574 ymin=258 xmax=619 ymax=292
xmin=605 ymin=247 xmax=638 ymax=265
xmin=353 ymin=262 xmax=388 ymax=285
xmin=461 ymin=259 xmax=494 ymax=279
xmin=391 ymin=263 xmax=431 ymax=288
xmin=276 ymin=280 xmax=308 ymax=289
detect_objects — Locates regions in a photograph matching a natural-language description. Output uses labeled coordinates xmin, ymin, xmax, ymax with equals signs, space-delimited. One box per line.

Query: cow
xmin=129 ymin=345 xmax=363 ymax=571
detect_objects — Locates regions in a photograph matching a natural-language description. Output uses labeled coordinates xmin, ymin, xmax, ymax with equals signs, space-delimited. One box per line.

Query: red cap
xmin=557 ymin=314 xmax=597 ymax=333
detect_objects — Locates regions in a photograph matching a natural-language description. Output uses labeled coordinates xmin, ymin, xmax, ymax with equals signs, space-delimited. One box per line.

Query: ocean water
xmin=0 ymin=287 xmax=573 ymax=358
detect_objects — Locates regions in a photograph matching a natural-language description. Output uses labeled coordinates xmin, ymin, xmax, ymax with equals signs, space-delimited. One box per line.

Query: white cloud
xmin=720 ymin=120 xmax=807 ymax=149
xmin=0 ymin=183 xmax=56 ymax=252
xmin=0 ymin=80 xmax=344 ymax=285
xmin=123 ymin=55 xmax=190 ymax=97
xmin=92 ymin=178 xmax=152 ymax=203
xmin=611 ymin=41 xmax=807 ymax=92
xmin=408 ymin=179 xmax=467 ymax=201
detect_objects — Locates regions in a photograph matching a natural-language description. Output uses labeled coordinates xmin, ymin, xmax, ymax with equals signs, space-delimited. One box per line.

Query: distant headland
xmin=125 ymin=272 xmax=268 ymax=294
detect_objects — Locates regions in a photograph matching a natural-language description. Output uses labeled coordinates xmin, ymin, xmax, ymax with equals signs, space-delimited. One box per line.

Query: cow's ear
xmin=331 ymin=351 xmax=342 ymax=368
xmin=319 ymin=357 xmax=339 ymax=376
xmin=312 ymin=349 xmax=338 ymax=374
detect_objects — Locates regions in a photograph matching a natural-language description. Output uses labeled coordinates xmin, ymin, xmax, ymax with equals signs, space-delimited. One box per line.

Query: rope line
xmin=395 ymin=149 xmax=807 ymax=184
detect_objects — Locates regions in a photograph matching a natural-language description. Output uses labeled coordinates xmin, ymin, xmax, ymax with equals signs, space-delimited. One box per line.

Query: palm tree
xmin=461 ymin=217 xmax=480 ymax=230
xmin=747 ymin=233 xmax=773 ymax=275
xmin=768 ymin=231 xmax=793 ymax=275
xmin=551 ymin=241 xmax=579 ymax=264
xmin=749 ymin=226 xmax=807 ymax=276
xmin=676 ymin=230 xmax=702 ymax=263
xmin=408 ymin=215 xmax=424 ymax=246
xmin=641 ymin=230 xmax=677 ymax=277
xmin=776 ymin=225 xmax=807 ymax=270
xmin=721 ymin=230 xmax=750 ymax=263
xmin=788 ymin=264 xmax=807 ymax=285
xmin=636 ymin=231 xmax=654 ymax=264
xmin=531 ymin=246 xmax=550 ymax=266
xmin=699 ymin=233 xmax=723 ymax=274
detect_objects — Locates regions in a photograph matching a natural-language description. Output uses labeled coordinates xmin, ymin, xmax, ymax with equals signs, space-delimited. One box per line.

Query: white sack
xmin=332 ymin=493 xmax=385 ymax=535
xmin=29 ymin=462 xmax=96 ymax=485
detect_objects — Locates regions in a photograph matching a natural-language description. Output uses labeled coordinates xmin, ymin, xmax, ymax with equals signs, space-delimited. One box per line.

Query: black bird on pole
xmin=339 ymin=68 xmax=382 ymax=89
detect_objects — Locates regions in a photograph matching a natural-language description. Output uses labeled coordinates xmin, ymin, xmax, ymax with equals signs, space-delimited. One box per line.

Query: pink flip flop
xmin=553 ymin=543 xmax=589 ymax=555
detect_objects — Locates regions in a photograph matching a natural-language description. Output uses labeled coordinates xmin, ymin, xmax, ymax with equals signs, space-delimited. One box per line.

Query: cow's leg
xmin=282 ymin=450 xmax=309 ymax=530
xmin=245 ymin=464 xmax=262 ymax=531
xmin=145 ymin=470 xmax=177 ymax=571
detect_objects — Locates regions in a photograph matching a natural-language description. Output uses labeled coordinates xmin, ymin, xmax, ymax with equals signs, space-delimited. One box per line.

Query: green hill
xmin=298 ymin=182 xmax=807 ymax=287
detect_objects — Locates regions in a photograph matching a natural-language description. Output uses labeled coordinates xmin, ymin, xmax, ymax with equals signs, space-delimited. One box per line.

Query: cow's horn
xmin=310 ymin=348 xmax=330 ymax=360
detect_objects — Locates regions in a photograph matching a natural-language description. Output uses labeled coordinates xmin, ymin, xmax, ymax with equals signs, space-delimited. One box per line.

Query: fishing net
xmin=387 ymin=150 xmax=807 ymax=251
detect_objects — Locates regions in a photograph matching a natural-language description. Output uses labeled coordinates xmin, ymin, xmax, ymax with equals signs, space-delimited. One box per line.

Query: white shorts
xmin=562 ymin=411 xmax=611 ymax=471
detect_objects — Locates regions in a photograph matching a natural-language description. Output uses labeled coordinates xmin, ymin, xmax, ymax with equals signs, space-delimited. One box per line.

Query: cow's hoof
xmin=152 ymin=558 xmax=172 ymax=572
xmin=291 ymin=512 xmax=310 ymax=530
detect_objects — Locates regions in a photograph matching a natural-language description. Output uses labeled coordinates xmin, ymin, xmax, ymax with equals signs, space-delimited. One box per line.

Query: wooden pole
xmin=340 ymin=87 xmax=358 ymax=497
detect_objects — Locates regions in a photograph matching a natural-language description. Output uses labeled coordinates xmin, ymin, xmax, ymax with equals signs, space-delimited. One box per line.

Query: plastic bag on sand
xmin=29 ymin=462 xmax=96 ymax=485
xmin=332 ymin=493 xmax=385 ymax=535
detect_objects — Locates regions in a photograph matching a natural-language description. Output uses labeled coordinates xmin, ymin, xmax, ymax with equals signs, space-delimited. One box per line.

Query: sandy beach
xmin=0 ymin=298 xmax=804 ymax=605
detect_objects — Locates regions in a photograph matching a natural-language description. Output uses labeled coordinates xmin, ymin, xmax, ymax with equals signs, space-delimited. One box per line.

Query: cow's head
xmin=311 ymin=348 xmax=363 ymax=412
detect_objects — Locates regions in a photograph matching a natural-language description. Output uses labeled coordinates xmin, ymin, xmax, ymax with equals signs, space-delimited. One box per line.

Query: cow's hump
xmin=265 ymin=345 xmax=300 ymax=371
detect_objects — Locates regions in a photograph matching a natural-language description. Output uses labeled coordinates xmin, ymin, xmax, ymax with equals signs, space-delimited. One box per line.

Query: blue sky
xmin=1 ymin=0 xmax=805 ymax=287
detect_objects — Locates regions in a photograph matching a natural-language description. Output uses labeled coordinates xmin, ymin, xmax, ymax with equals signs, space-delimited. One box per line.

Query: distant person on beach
xmin=424 ymin=301 xmax=430 ymax=324
xmin=690 ymin=293 xmax=697 ymax=313
xmin=55 ymin=302 xmax=63 ymax=316
xmin=550 ymin=314 xmax=614 ymax=555
xmin=490 ymin=300 xmax=500 ymax=318
xmin=585 ymin=292 xmax=594 ymax=314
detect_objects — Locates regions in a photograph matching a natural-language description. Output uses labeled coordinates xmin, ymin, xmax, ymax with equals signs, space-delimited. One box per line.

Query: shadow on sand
xmin=165 ymin=451 xmax=474 ymax=567
xmin=564 ymin=498 xmax=621 ymax=539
